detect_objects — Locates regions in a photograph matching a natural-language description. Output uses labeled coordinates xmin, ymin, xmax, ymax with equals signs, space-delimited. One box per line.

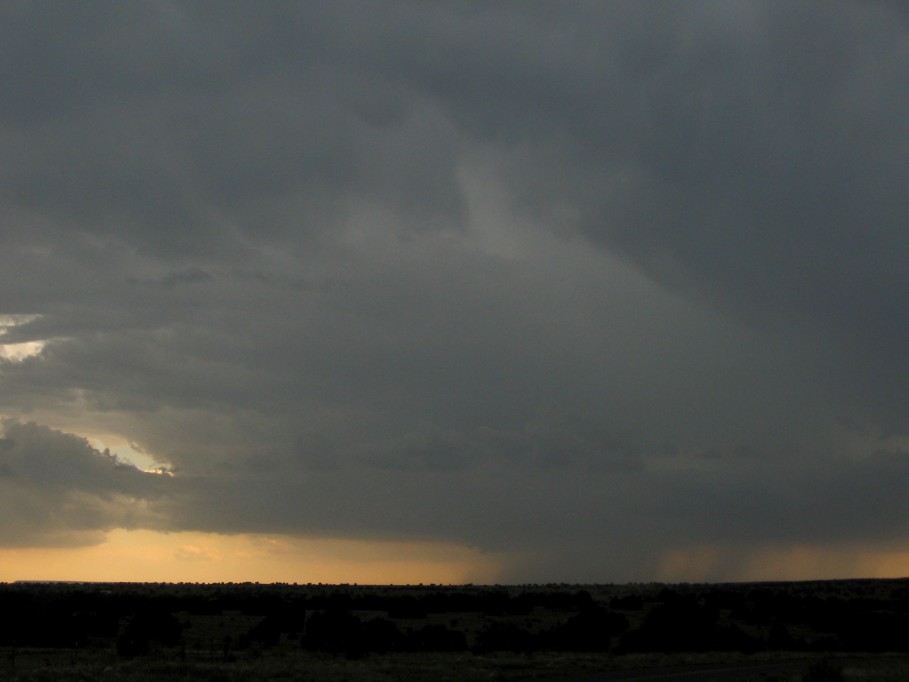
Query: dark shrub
xmin=303 ymin=610 xmax=379 ymax=657
xmin=474 ymin=621 xmax=535 ymax=653
xmin=409 ymin=623 xmax=467 ymax=652
xmin=620 ymin=597 xmax=718 ymax=652
xmin=802 ymin=659 xmax=844 ymax=682
xmin=546 ymin=608 xmax=628 ymax=651
xmin=361 ymin=617 xmax=406 ymax=653
xmin=117 ymin=609 xmax=182 ymax=656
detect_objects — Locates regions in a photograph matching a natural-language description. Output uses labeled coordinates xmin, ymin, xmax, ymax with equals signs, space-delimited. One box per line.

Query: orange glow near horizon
xmin=0 ymin=530 xmax=506 ymax=585
xmin=4 ymin=532 xmax=909 ymax=585
xmin=657 ymin=543 xmax=909 ymax=583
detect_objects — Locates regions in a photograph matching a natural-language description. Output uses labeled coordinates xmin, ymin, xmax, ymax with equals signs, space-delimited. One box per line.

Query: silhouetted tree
xmin=408 ymin=623 xmax=467 ymax=652
xmin=302 ymin=610 xmax=366 ymax=656
xmin=620 ymin=597 xmax=718 ymax=652
xmin=545 ymin=607 xmax=628 ymax=651
xmin=474 ymin=621 xmax=535 ymax=653
xmin=116 ymin=609 xmax=182 ymax=657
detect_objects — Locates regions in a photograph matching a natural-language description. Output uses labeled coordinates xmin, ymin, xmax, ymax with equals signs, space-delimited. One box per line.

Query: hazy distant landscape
xmin=4 ymin=579 xmax=909 ymax=681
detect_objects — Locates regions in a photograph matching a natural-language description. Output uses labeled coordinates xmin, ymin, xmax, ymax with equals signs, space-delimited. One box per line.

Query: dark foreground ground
xmin=3 ymin=578 xmax=909 ymax=680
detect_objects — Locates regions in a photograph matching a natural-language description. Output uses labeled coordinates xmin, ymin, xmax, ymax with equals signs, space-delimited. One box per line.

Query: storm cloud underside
xmin=2 ymin=1 xmax=909 ymax=581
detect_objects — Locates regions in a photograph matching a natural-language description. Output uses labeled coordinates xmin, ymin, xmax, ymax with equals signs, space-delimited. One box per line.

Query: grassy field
xmin=7 ymin=648 xmax=909 ymax=682
xmin=4 ymin=580 xmax=909 ymax=681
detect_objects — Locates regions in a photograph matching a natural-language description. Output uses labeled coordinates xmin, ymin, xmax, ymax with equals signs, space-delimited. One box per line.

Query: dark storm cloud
xmin=580 ymin=2 xmax=909 ymax=418
xmin=0 ymin=420 xmax=166 ymax=546
xmin=1 ymin=0 xmax=908 ymax=578
xmin=0 ymin=0 xmax=465 ymax=263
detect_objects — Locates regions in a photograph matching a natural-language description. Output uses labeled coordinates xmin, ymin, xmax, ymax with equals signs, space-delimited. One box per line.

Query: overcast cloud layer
xmin=2 ymin=0 xmax=909 ymax=582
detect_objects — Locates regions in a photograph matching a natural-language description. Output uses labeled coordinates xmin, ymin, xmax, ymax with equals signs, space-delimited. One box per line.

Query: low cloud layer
xmin=0 ymin=420 xmax=166 ymax=547
xmin=1 ymin=1 xmax=908 ymax=581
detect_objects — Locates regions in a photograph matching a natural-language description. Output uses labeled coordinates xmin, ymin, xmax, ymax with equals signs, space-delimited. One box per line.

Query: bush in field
xmin=361 ymin=617 xmax=407 ymax=653
xmin=245 ymin=614 xmax=283 ymax=648
xmin=544 ymin=607 xmax=628 ymax=651
xmin=242 ymin=605 xmax=308 ymax=648
xmin=302 ymin=610 xmax=365 ymax=655
xmin=408 ymin=623 xmax=467 ymax=652
xmin=610 ymin=594 xmax=643 ymax=611
xmin=116 ymin=609 xmax=182 ymax=657
xmin=387 ymin=595 xmax=427 ymax=619
xmin=619 ymin=596 xmax=718 ymax=652
xmin=802 ymin=659 xmax=844 ymax=682
xmin=473 ymin=621 xmax=535 ymax=653
xmin=619 ymin=595 xmax=763 ymax=654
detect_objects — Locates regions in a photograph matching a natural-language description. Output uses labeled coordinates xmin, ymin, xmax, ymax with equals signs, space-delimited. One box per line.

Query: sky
xmin=2 ymin=0 xmax=909 ymax=584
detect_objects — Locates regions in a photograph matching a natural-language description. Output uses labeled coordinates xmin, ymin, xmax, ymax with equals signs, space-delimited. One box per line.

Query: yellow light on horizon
xmin=657 ymin=542 xmax=909 ymax=583
xmin=0 ymin=529 xmax=506 ymax=585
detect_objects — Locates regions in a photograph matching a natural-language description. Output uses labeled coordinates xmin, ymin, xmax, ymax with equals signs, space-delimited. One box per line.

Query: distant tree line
xmin=2 ymin=580 xmax=909 ymax=658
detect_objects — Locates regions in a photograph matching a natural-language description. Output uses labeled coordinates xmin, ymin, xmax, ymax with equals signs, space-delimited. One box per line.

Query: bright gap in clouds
xmin=88 ymin=435 xmax=166 ymax=473
xmin=0 ymin=315 xmax=45 ymax=362
xmin=0 ymin=530 xmax=506 ymax=584
xmin=0 ymin=341 xmax=45 ymax=362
